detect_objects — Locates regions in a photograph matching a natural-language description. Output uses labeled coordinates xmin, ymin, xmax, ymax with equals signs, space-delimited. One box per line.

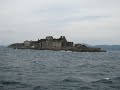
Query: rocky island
xmin=8 ymin=36 xmax=106 ymax=52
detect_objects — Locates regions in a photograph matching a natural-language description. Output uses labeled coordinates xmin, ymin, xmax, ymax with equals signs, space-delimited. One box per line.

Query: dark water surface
xmin=0 ymin=47 xmax=120 ymax=90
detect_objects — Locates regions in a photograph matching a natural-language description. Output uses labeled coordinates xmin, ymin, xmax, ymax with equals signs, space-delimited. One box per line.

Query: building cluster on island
xmin=8 ymin=36 xmax=106 ymax=52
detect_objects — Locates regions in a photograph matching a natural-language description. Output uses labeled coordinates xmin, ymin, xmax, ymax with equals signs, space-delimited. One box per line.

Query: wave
xmin=113 ymin=77 xmax=120 ymax=81
xmin=90 ymin=77 xmax=120 ymax=89
xmin=0 ymin=81 xmax=21 ymax=85
xmin=92 ymin=77 xmax=120 ymax=83
xmin=33 ymin=86 xmax=47 ymax=90
xmin=62 ymin=77 xmax=85 ymax=83
xmin=92 ymin=78 xmax=113 ymax=84
xmin=0 ymin=80 xmax=48 ymax=90
xmin=0 ymin=80 xmax=31 ymax=88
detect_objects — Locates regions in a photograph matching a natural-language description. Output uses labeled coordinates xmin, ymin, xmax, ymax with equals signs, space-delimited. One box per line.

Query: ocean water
xmin=0 ymin=47 xmax=120 ymax=90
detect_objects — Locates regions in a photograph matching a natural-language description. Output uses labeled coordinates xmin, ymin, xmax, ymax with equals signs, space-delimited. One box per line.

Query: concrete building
xmin=24 ymin=40 xmax=31 ymax=47
xmin=37 ymin=36 xmax=73 ymax=48
xmin=75 ymin=44 xmax=87 ymax=48
xmin=67 ymin=42 xmax=73 ymax=47
xmin=9 ymin=36 xmax=106 ymax=52
xmin=24 ymin=36 xmax=73 ymax=49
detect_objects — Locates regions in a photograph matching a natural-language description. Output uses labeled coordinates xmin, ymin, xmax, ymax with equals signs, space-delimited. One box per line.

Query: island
xmin=8 ymin=36 xmax=106 ymax=52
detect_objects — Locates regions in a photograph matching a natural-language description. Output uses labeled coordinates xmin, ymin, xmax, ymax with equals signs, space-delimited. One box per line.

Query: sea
xmin=0 ymin=47 xmax=120 ymax=90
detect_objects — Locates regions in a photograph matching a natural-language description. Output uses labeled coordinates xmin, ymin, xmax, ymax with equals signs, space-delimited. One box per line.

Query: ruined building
xmin=9 ymin=36 xmax=106 ymax=52
xmin=24 ymin=36 xmax=73 ymax=49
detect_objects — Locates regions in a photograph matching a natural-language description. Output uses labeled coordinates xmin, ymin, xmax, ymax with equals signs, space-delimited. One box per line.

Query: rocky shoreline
xmin=8 ymin=43 xmax=106 ymax=52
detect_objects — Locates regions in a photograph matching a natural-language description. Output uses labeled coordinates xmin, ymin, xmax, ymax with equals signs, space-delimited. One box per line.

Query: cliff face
xmin=8 ymin=36 xmax=106 ymax=52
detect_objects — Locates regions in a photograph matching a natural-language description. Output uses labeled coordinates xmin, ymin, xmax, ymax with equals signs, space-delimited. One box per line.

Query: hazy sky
xmin=0 ymin=0 xmax=120 ymax=45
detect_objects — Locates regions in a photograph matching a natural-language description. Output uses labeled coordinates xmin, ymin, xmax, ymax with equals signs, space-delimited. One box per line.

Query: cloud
xmin=0 ymin=0 xmax=120 ymax=45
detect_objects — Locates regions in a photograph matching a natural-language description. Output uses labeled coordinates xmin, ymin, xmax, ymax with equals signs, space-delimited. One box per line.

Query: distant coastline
xmin=93 ymin=45 xmax=120 ymax=51
xmin=8 ymin=36 xmax=106 ymax=52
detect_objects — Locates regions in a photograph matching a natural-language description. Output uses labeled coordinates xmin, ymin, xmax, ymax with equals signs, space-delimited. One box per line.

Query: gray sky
xmin=0 ymin=0 xmax=120 ymax=45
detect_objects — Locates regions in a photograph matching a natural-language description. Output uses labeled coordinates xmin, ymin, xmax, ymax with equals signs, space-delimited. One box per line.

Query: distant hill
xmin=93 ymin=45 xmax=120 ymax=51
xmin=0 ymin=45 xmax=5 ymax=47
xmin=0 ymin=45 xmax=7 ymax=48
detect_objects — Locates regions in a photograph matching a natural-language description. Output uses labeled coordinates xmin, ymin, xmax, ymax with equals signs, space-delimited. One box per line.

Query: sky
xmin=0 ymin=0 xmax=120 ymax=45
